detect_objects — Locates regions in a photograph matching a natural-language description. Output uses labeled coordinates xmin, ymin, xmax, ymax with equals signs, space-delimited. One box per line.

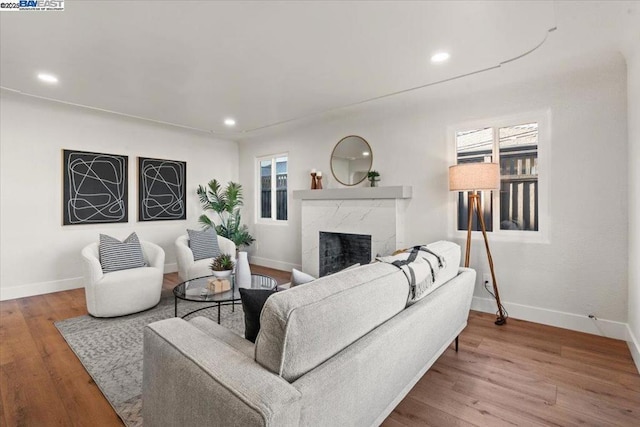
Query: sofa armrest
xmin=143 ymin=318 xmax=301 ymax=427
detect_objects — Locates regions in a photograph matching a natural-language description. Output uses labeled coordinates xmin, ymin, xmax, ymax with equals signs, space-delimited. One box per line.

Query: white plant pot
xmin=236 ymin=251 xmax=252 ymax=288
xmin=211 ymin=270 xmax=232 ymax=278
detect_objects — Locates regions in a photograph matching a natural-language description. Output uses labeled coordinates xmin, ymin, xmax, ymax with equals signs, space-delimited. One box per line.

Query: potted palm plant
xmin=197 ymin=179 xmax=255 ymax=248
xmin=210 ymin=253 xmax=235 ymax=278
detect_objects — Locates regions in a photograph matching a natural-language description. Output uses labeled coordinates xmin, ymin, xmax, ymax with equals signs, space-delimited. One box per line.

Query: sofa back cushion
xmin=255 ymin=262 xmax=410 ymax=382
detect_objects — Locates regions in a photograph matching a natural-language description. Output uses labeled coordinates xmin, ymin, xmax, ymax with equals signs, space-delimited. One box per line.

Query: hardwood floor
xmin=1 ymin=267 xmax=638 ymax=426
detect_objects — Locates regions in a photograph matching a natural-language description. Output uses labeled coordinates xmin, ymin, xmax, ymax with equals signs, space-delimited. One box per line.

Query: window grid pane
xmin=456 ymin=128 xmax=494 ymax=232
xmin=260 ymin=161 xmax=272 ymax=219
xmin=498 ymin=123 xmax=538 ymax=231
xmin=276 ymin=158 xmax=288 ymax=220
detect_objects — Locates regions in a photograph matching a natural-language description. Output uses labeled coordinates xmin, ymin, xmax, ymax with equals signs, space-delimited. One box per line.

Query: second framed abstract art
xmin=138 ymin=157 xmax=187 ymax=221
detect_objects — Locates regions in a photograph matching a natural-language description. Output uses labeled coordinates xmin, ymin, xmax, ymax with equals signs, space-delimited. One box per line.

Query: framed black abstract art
xmin=63 ymin=149 xmax=128 ymax=225
xmin=138 ymin=157 xmax=187 ymax=221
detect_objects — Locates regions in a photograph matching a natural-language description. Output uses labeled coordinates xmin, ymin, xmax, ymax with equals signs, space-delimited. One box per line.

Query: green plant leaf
xmin=197 ymin=179 xmax=254 ymax=248
xmin=198 ymin=214 xmax=214 ymax=230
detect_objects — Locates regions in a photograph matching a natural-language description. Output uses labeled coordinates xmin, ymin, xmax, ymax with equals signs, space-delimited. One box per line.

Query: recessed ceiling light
xmin=430 ymin=52 xmax=450 ymax=63
xmin=362 ymin=151 xmax=370 ymax=156
xmin=37 ymin=73 xmax=58 ymax=84
xmin=224 ymin=118 xmax=236 ymax=127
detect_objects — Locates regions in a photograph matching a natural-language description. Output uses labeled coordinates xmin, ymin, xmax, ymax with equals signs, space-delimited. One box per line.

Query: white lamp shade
xmin=449 ymin=163 xmax=500 ymax=191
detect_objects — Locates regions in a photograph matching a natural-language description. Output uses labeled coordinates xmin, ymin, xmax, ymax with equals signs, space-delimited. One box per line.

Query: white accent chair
xmin=81 ymin=241 xmax=165 ymax=317
xmin=175 ymin=234 xmax=236 ymax=282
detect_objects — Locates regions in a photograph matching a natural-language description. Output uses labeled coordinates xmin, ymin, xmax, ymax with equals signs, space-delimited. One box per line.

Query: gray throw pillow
xmin=99 ymin=232 xmax=147 ymax=273
xmin=187 ymin=229 xmax=221 ymax=261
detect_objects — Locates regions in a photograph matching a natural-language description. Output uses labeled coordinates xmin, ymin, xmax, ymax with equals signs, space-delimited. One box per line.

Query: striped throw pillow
xmin=187 ymin=229 xmax=221 ymax=261
xmin=99 ymin=232 xmax=147 ymax=273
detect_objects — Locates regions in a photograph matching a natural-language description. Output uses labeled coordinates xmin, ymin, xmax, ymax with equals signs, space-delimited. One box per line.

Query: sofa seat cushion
xmin=255 ymin=262 xmax=410 ymax=382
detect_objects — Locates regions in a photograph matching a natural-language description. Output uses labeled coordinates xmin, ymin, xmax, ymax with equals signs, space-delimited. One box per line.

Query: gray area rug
xmin=55 ymin=292 xmax=245 ymax=427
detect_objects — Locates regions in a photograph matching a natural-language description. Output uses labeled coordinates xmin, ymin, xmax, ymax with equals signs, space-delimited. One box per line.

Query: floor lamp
xmin=449 ymin=163 xmax=507 ymax=325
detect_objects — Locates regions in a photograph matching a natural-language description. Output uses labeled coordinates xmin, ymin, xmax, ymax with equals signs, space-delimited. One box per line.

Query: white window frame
xmin=256 ymin=153 xmax=289 ymax=224
xmin=448 ymin=110 xmax=550 ymax=244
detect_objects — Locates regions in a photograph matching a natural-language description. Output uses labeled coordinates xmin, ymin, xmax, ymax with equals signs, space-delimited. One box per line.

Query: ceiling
xmin=1 ymin=1 xmax=638 ymax=137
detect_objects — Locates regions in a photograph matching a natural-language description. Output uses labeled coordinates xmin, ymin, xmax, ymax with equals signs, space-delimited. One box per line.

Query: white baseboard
xmin=164 ymin=262 xmax=178 ymax=274
xmin=1 ymin=262 xmax=180 ymax=301
xmin=627 ymin=325 xmax=640 ymax=374
xmin=0 ymin=277 xmax=84 ymax=301
xmin=249 ymin=256 xmax=301 ymax=273
xmin=471 ymin=296 xmax=628 ymax=341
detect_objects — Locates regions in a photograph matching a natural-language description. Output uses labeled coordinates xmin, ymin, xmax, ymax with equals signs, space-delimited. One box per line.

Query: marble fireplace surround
xmin=293 ymin=186 xmax=412 ymax=277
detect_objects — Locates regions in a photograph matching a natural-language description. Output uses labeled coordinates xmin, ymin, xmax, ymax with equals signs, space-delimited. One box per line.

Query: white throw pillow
xmin=289 ymin=263 xmax=361 ymax=288
xmin=290 ymin=268 xmax=316 ymax=287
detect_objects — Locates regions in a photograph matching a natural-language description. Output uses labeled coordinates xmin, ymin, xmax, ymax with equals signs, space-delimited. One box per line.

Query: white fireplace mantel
xmin=293 ymin=185 xmax=412 ymax=201
xmin=297 ymin=186 xmax=411 ymax=277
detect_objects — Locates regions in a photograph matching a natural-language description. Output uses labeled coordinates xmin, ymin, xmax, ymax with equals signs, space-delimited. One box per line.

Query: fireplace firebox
xmin=319 ymin=232 xmax=372 ymax=277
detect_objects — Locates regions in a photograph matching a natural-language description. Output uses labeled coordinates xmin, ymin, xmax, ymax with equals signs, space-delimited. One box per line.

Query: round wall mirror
xmin=330 ymin=135 xmax=373 ymax=186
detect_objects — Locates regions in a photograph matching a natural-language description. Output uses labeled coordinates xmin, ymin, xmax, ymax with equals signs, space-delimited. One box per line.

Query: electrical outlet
xmin=483 ymin=273 xmax=492 ymax=287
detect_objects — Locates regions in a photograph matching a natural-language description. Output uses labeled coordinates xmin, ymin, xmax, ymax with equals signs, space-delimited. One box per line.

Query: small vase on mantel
xmin=236 ymin=251 xmax=252 ymax=288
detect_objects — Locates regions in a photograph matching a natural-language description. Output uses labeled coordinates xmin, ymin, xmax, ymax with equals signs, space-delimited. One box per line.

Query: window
xmin=453 ymin=113 xmax=547 ymax=239
xmin=258 ymin=154 xmax=288 ymax=221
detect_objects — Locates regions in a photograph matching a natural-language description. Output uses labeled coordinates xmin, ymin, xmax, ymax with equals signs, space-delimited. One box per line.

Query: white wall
xmin=239 ymin=58 xmax=629 ymax=338
xmin=0 ymin=92 xmax=239 ymax=300
xmin=625 ymin=46 xmax=640 ymax=370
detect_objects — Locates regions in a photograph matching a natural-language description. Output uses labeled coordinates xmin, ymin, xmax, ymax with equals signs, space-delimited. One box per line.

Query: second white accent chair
xmin=175 ymin=234 xmax=236 ymax=282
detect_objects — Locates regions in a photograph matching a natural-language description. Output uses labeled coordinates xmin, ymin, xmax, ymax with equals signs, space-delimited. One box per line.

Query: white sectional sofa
xmin=143 ymin=242 xmax=475 ymax=426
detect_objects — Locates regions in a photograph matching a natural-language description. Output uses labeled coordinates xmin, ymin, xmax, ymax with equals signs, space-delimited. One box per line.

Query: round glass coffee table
xmin=173 ymin=273 xmax=277 ymax=323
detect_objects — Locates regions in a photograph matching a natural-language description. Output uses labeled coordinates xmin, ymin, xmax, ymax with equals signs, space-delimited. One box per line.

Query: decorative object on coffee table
xmin=315 ymin=171 xmax=323 ymax=189
xmin=207 ymin=278 xmax=231 ymax=293
xmin=210 ymin=253 xmax=234 ymax=278
xmin=235 ymin=251 xmax=252 ymax=288
xmin=367 ymin=170 xmax=380 ymax=187
xmin=310 ymin=169 xmax=317 ymax=189
xmin=449 ymin=162 xmax=507 ymax=325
